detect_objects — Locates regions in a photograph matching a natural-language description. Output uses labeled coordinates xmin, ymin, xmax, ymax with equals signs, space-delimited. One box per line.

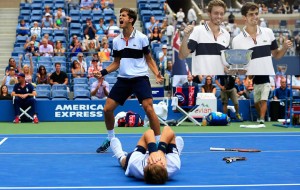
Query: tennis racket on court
xmin=210 ymin=147 xmax=261 ymax=152
xmin=222 ymin=156 xmax=246 ymax=163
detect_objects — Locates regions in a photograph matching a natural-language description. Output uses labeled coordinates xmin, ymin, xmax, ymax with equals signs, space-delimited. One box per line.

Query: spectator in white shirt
xmin=176 ymin=8 xmax=185 ymax=25
xmin=39 ymin=39 xmax=53 ymax=57
xmin=90 ymin=76 xmax=109 ymax=99
xmin=187 ymin=6 xmax=197 ymax=24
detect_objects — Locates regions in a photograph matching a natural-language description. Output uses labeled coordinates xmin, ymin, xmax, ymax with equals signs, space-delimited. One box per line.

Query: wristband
xmin=158 ymin=142 xmax=167 ymax=154
xmin=147 ymin=142 xmax=157 ymax=154
xmin=100 ymin=69 xmax=108 ymax=76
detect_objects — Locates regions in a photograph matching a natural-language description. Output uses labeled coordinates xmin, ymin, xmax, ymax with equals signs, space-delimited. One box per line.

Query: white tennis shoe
xmin=175 ymin=136 xmax=184 ymax=155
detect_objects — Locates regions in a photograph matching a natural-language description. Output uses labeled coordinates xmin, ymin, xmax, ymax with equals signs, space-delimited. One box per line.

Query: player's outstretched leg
xmin=111 ymin=137 xmax=127 ymax=166
xmin=175 ymin=136 xmax=184 ymax=155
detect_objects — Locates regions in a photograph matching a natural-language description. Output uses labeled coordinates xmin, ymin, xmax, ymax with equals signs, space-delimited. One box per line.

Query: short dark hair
xmin=55 ymin=62 xmax=61 ymax=67
xmin=207 ymin=0 xmax=226 ymax=13
xmin=144 ymin=164 xmax=168 ymax=184
xmin=241 ymin=2 xmax=259 ymax=16
xmin=120 ymin=8 xmax=137 ymax=26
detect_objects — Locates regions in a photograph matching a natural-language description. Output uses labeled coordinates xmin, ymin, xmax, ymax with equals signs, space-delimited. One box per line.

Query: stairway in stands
xmin=112 ymin=0 xmax=163 ymax=89
xmin=0 ymin=8 xmax=18 ymax=80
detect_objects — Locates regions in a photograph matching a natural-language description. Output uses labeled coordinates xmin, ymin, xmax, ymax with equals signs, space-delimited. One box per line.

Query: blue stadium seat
xmin=30 ymin=15 xmax=42 ymax=22
xmin=73 ymin=84 xmax=89 ymax=91
xmin=31 ymin=10 xmax=42 ymax=16
xmin=52 ymin=56 xmax=66 ymax=62
xmin=103 ymin=9 xmax=114 ymax=16
xmin=36 ymin=84 xmax=51 ymax=91
xmin=31 ymin=3 xmax=43 ymax=10
xmin=16 ymin=36 xmax=28 ymax=43
xmin=41 ymin=29 xmax=53 ymax=36
xmin=36 ymin=90 xmax=51 ymax=100
xmin=70 ymin=23 xmax=81 ymax=29
xmin=52 ymin=84 xmax=68 ymax=91
xmin=38 ymin=61 xmax=52 ymax=68
xmin=73 ymin=90 xmax=90 ymax=100
xmin=73 ymin=77 xmax=88 ymax=84
xmin=20 ymin=9 xmax=31 ymax=16
xmin=69 ymin=9 xmax=80 ymax=17
xmin=51 ymin=89 xmax=69 ymax=100
xmin=53 ymin=29 xmax=66 ymax=37
xmin=102 ymin=61 xmax=112 ymax=69
xmin=7 ymin=85 xmax=15 ymax=94
xmin=89 ymin=77 xmax=97 ymax=86
xmin=53 ymin=36 xmax=66 ymax=43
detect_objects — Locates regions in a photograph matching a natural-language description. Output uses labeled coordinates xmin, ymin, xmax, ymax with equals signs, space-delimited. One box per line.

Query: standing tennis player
xmin=179 ymin=0 xmax=230 ymax=75
xmin=94 ymin=8 xmax=164 ymax=153
xmin=110 ymin=126 xmax=184 ymax=184
xmin=231 ymin=2 xmax=293 ymax=75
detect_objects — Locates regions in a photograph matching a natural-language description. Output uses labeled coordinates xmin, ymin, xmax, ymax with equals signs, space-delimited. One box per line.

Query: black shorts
xmin=108 ymin=76 xmax=153 ymax=105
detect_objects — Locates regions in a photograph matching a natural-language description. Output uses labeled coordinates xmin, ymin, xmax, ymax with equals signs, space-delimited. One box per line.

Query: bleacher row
xmin=10 ymin=0 xmax=119 ymax=100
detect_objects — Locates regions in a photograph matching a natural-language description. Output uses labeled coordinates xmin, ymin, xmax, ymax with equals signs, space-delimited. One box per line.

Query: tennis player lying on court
xmin=111 ymin=126 xmax=184 ymax=184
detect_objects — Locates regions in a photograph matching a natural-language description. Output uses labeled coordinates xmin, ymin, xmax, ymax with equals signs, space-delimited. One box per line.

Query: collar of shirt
xmin=204 ymin=21 xmax=225 ymax=35
xmin=242 ymin=26 xmax=262 ymax=37
xmin=120 ymin=28 xmax=137 ymax=40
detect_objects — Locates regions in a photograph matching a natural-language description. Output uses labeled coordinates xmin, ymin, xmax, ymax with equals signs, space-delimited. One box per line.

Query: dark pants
xmin=14 ymin=97 xmax=36 ymax=117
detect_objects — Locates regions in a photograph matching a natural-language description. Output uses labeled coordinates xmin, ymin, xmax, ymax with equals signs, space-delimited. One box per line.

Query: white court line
xmin=1 ymin=149 xmax=300 ymax=155
xmin=0 ymin=137 xmax=8 ymax=146
xmin=0 ymin=183 xmax=300 ymax=189
xmin=1 ymin=134 xmax=300 ymax=139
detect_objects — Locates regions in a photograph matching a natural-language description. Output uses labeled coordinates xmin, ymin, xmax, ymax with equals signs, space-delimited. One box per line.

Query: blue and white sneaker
xmin=96 ymin=138 xmax=110 ymax=153
xmin=175 ymin=136 xmax=184 ymax=155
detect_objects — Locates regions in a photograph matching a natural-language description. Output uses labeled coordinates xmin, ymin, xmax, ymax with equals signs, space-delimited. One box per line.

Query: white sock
xmin=155 ymin=135 xmax=161 ymax=143
xmin=108 ymin=129 xmax=115 ymax=140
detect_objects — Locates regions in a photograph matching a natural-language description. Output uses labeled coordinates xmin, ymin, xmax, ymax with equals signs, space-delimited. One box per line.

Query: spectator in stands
xmin=54 ymin=41 xmax=66 ymax=56
xmin=36 ymin=65 xmax=50 ymax=84
xmin=68 ymin=0 xmax=80 ymax=10
xmin=16 ymin=19 xmax=29 ymax=36
xmin=2 ymin=67 xmax=18 ymax=86
xmin=43 ymin=33 xmax=54 ymax=47
xmin=160 ymin=19 xmax=168 ymax=35
xmin=179 ymin=0 xmax=230 ymax=75
xmin=182 ymin=74 xmax=198 ymax=88
xmin=269 ymin=76 xmax=275 ymax=90
xmin=50 ymin=62 xmax=68 ymax=85
xmin=259 ymin=18 xmax=267 ymax=28
xmin=101 ymin=35 xmax=109 ymax=44
xmin=165 ymin=24 xmax=174 ymax=45
xmin=201 ymin=76 xmax=216 ymax=95
xmin=93 ymin=0 xmax=101 ymax=10
xmin=71 ymin=39 xmax=84 ymax=57
xmin=235 ymin=76 xmax=249 ymax=99
xmin=84 ymin=18 xmax=97 ymax=40
xmin=292 ymin=75 xmax=300 ymax=91
xmin=277 ymin=32 xmax=286 ymax=49
xmin=39 ymin=39 xmax=53 ymax=57
xmin=231 ymin=23 xmax=241 ymax=38
xmin=54 ymin=10 xmax=71 ymax=30
xmin=54 ymin=7 xmax=66 ymax=18
xmin=43 ymin=6 xmax=52 ymax=18
xmin=101 ymin=0 xmax=114 ymax=10
xmin=149 ymin=26 xmax=162 ymax=44
xmin=95 ymin=8 xmax=163 ymax=153
xmin=24 ymin=35 xmax=39 ymax=49
xmin=30 ymin=21 xmax=42 ymax=38
xmin=5 ymin=58 xmax=20 ymax=75
xmin=91 ymin=53 xmax=102 ymax=66
xmin=25 ymin=41 xmax=39 ymax=56
xmin=80 ymin=0 xmax=94 ymax=10
xmin=261 ymin=4 xmax=268 ymax=14
xmin=215 ymin=75 xmax=243 ymax=121
xmin=0 ymin=85 xmax=12 ymax=100
xmin=90 ymin=76 xmax=109 ymax=99
xmin=294 ymin=35 xmax=300 ymax=56
xmin=19 ymin=54 xmax=34 ymax=84
xmin=228 ymin=12 xmax=235 ymax=24
xmin=188 ymin=6 xmax=197 ymax=24
xmin=69 ymin=35 xmax=78 ymax=49
xmin=95 ymin=18 xmax=108 ymax=35
xmin=41 ymin=13 xmax=54 ymax=29
xmin=232 ymin=2 xmax=293 ymax=75
xmin=146 ymin=16 xmax=159 ymax=36
xmin=98 ymin=41 xmax=111 ymax=62
xmin=71 ymin=60 xmax=85 ymax=78
xmin=88 ymin=58 xmax=102 ymax=78
xmin=159 ymin=44 xmax=168 ymax=75
xmin=274 ymin=77 xmax=292 ymax=100
xmin=166 ymin=10 xmax=174 ymax=26
xmin=85 ymin=39 xmax=100 ymax=55
xmin=76 ymin=53 xmax=87 ymax=71
xmin=11 ymin=73 xmax=38 ymax=124
xmin=176 ymin=8 xmax=185 ymax=26
xmin=106 ymin=19 xmax=120 ymax=38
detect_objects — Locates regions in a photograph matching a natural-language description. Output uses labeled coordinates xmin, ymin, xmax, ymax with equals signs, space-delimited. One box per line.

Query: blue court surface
xmin=0 ymin=132 xmax=300 ymax=190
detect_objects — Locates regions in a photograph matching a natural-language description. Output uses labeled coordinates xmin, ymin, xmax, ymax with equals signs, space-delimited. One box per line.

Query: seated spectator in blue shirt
xmin=235 ymin=76 xmax=249 ymax=99
xmin=95 ymin=18 xmax=108 ymax=35
xmin=83 ymin=18 xmax=97 ymax=40
xmin=17 ymin=19 xmax=30 ymax=36
xmin=274 ymin=77 xmax=292 ymax=100
xmin=11 ymin=73 xmax=38 ymax=124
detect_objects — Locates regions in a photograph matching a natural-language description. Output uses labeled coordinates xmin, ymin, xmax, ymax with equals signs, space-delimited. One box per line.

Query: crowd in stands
xmin=1 ymin=0 xmax=299 ymax=114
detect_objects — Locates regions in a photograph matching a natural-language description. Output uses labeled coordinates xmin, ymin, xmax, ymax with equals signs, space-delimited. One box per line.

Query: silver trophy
xmin=221 ymin=49 xmax=253 ymax=75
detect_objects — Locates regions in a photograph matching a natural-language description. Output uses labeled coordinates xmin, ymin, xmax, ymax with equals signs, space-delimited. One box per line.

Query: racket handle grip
xmin=210 ymin=147 xmax=226 ymax=151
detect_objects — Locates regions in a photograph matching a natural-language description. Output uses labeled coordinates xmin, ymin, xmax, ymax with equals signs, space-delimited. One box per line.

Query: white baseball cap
xmin=162 ymin=44 xmax=168 ymax=49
